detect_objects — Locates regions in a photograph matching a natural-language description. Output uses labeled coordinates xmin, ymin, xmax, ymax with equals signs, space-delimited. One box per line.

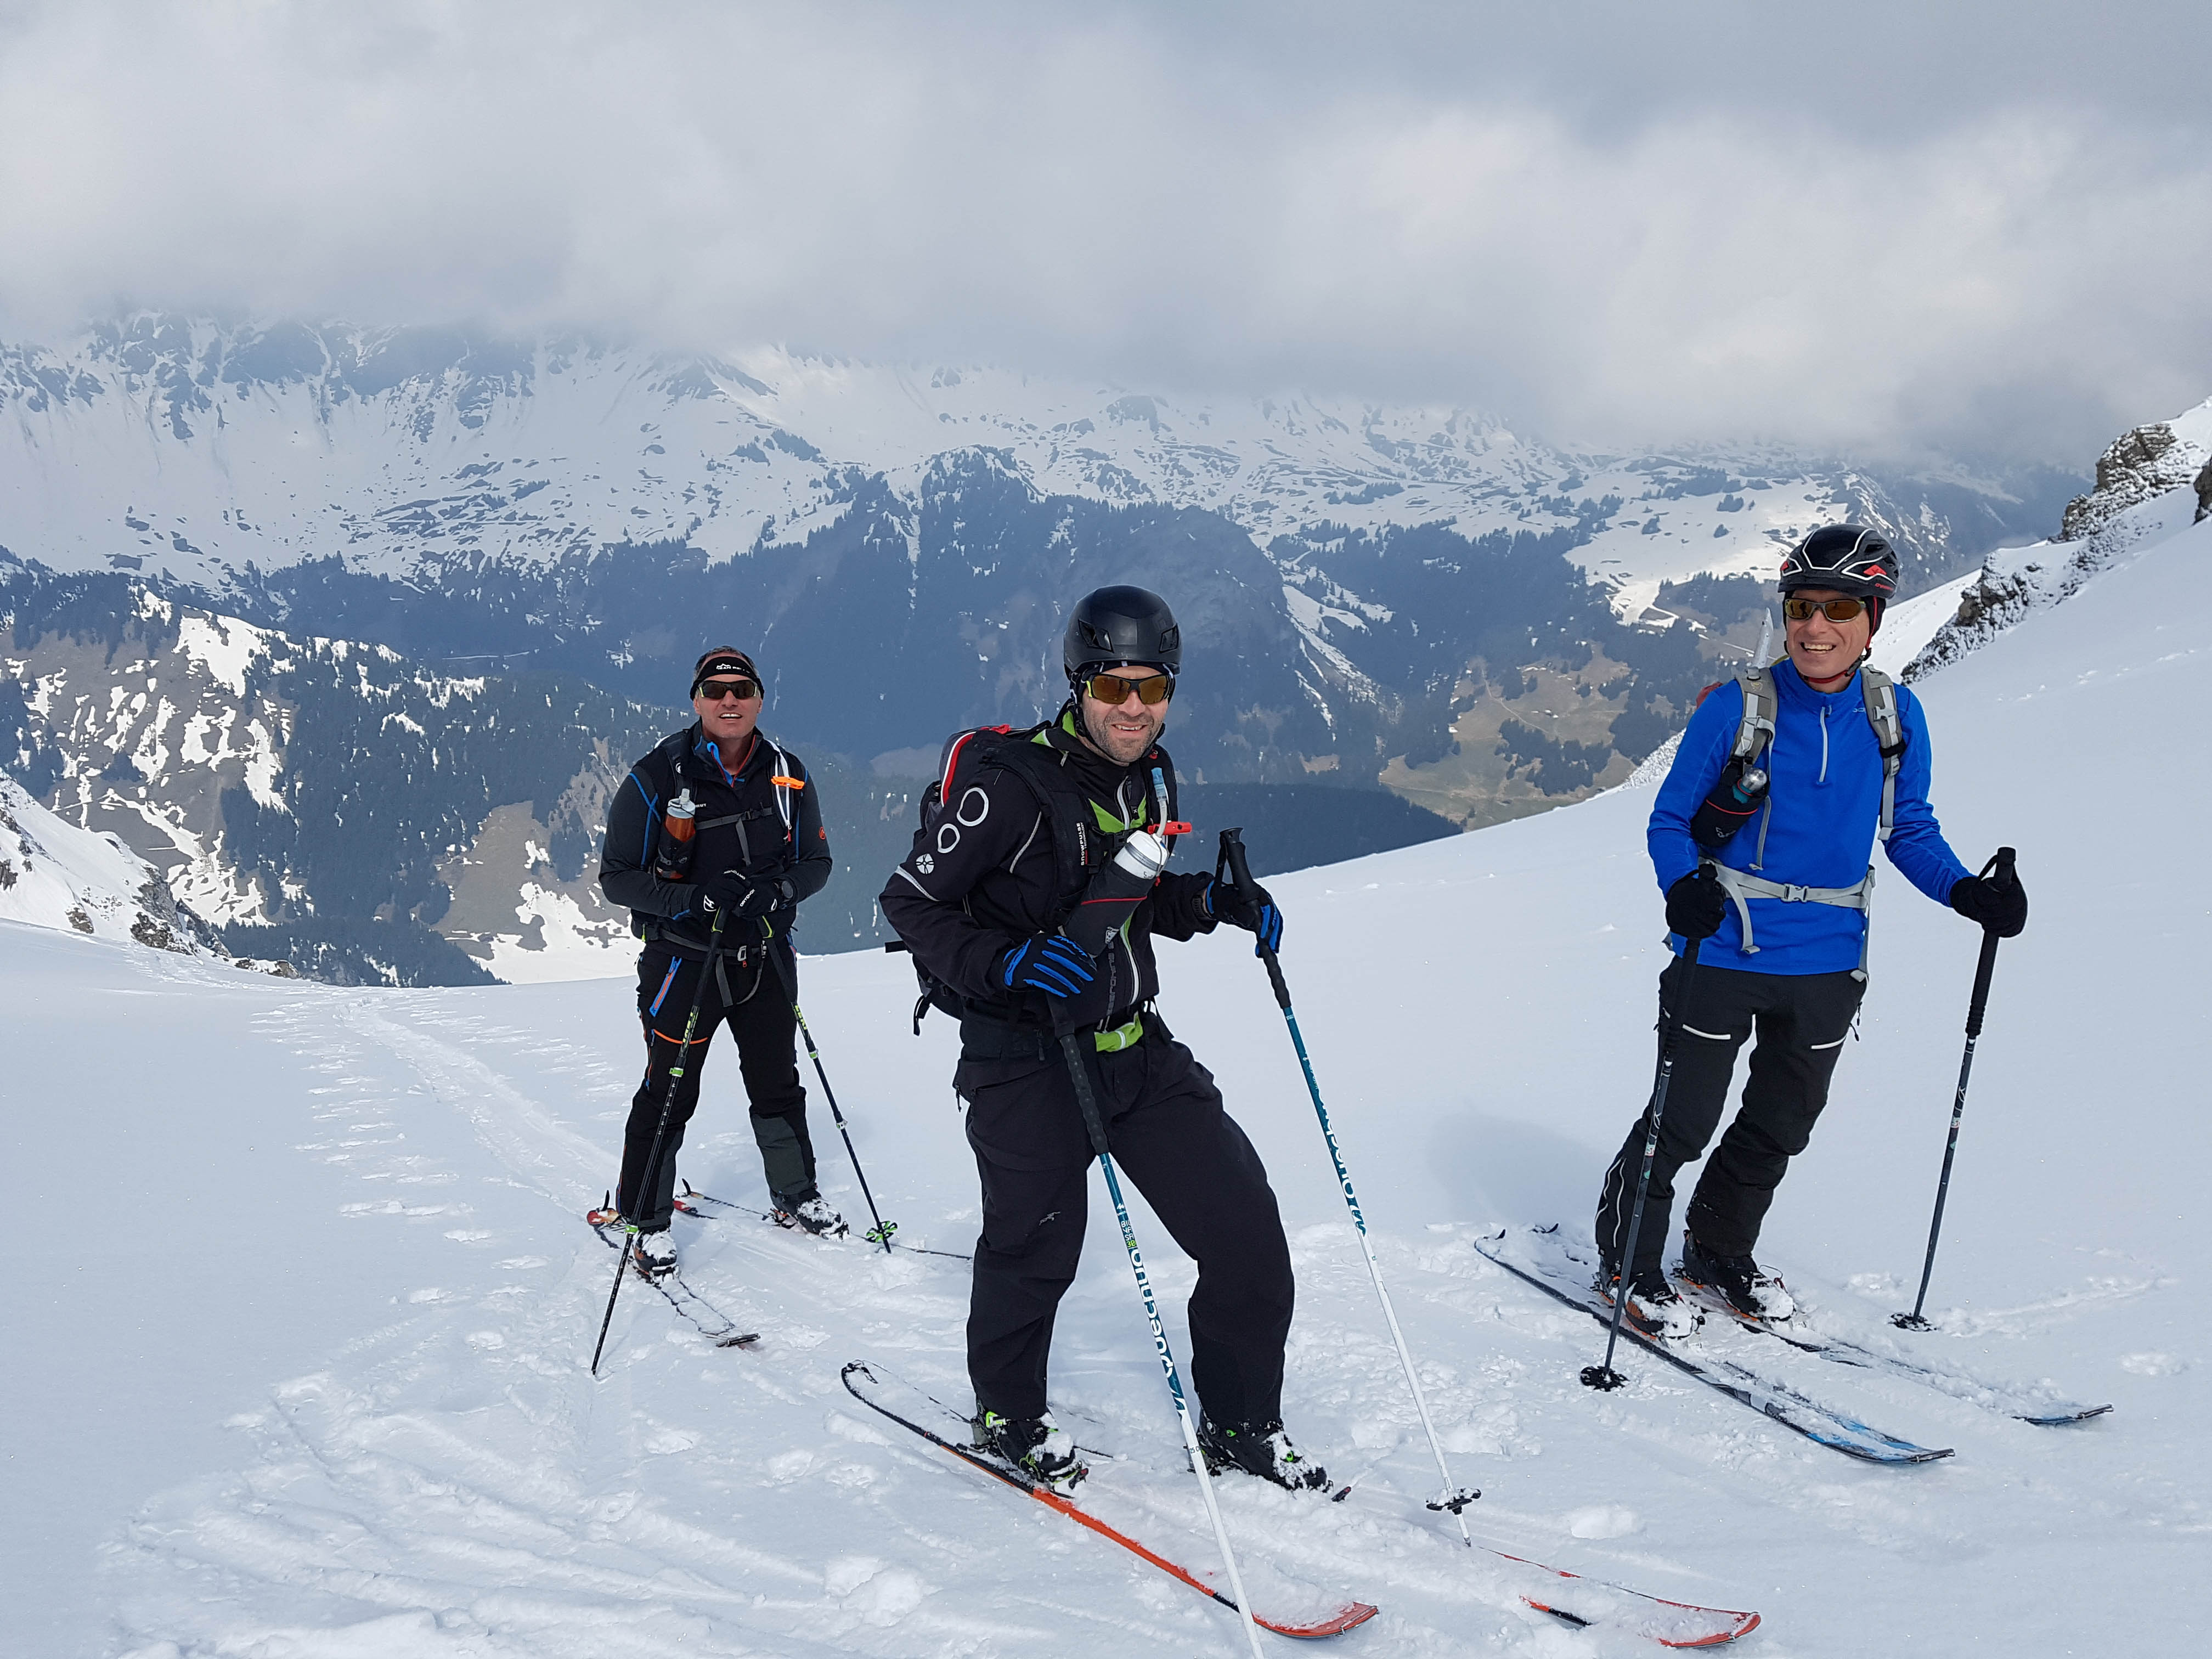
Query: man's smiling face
xmin=1077 ymin=668 xmax=1170 ymax=764
xmin=1783 ymin=587 xmax=1872 ymax=687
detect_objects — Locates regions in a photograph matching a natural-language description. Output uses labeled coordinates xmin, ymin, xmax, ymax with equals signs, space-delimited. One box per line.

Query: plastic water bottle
xmin=654 ymin=787 xmax=698 ymax=881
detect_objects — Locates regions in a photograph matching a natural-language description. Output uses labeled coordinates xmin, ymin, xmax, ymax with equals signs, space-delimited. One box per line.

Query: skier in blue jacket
xmin=1594 ymin=526 xmax=2028 ymax=1336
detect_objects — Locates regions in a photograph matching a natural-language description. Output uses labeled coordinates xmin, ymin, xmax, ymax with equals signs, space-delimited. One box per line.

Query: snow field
xmin=4 ymin=506 xmax=2208 ymax=1656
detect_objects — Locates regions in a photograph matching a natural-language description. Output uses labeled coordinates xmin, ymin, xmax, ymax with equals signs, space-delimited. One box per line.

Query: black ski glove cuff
xmin=1949 ymin=873 xmax=2027 ymax=938
xmin=1664 ymin=867 xmax=1726 ymax=940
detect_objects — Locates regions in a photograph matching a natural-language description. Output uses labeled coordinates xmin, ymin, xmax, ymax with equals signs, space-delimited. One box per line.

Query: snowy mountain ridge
xmin=0 ymin=768 xmax=225 ymax=957
xmin=1904 ymin=396 xmax=2212 ymax=681
xmin=1 ymin=314 xmax=2069 ymax=617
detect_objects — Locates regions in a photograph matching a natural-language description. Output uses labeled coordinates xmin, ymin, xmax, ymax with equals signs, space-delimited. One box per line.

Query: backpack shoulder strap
xmin=968 ymin=724 xmax=1096 ymax=906
xmin=1859 ymin=667 xmax=1908 ymax=841
xmin=652 ymin=728 xmax=693 ymax=786
xmin=1729 ymin=662 xmax=1778 ymax=764
xmin=1725 ymin=664 xmax=1781 ymax=871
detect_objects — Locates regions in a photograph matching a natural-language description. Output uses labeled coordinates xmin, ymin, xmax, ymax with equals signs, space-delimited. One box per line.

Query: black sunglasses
xmin=697 ymin=676 xmax=762 ymax=703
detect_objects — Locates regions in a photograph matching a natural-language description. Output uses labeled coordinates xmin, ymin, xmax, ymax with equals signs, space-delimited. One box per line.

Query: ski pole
xmin=1216 ymin=827 xmax=1479 ymax=1540
xmin=592 ymin=909 xmax=728 ymax=1375
xmin=1894 ymin=847 xmax=2017 ymax=1332
xmin=758 ymin=917 xmax=894 ymax=1254
xmin=1053 ymin=1022 xmax=1268 ymax=1659
xmin=1582 ymin=921 xmax=1706 ymax=1392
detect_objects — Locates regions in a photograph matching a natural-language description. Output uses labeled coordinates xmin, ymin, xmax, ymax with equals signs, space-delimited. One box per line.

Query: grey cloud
xmin=1 ymin=0 xmax=2204 ymax=464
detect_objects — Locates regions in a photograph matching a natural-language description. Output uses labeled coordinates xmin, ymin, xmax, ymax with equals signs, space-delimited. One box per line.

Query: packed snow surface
xmin=5 ymin=512 xmax=2208 ymax=1656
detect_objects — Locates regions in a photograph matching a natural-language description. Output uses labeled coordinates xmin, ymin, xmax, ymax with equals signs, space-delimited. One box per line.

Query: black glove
xmin=696 ymin=869 xmax=798 ymax=922
xmin=998 ymin=933 xmax=1097 ymax=998
xmin=693 ymin=868 xmax=753 ymax=919
xmin=1950 ymin=872 xmax=2027 ymax=938
xmin=1664 ymin=866 xmax=1726 ymax=940
xmin=1209 ymin=877 xmax=1284 ymax=953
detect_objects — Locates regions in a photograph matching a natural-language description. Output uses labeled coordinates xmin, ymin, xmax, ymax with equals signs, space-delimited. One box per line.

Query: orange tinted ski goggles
xmin=1782 ymin=596 xmax=1868 ymax=623
xmin=1081 ymin=670 xmax=1175 ymax=706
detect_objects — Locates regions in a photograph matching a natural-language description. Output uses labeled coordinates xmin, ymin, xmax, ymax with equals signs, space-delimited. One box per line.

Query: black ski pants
xmin=957 ymin=1024 xmax=1295 ymax=1429
xmin=618 ymin=940 xmax=812 ymax=1229
xmin=1595 ymin=956 xmax=1865 ymax=1278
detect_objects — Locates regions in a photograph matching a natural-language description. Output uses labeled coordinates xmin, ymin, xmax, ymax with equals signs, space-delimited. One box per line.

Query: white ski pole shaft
xmin=1057 ymin=1030 xmax=1266 ymax=1658
xmin=1101 ymin=1149 xmax=1268 ymax=1658
xmin=1285 ymin=994 xmax=1471 ymax=1543
xmin=1218 ymin=827 xmax=1472 ymax=1540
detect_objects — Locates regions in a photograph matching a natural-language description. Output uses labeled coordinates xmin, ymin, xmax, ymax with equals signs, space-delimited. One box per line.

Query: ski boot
xmin=1198 ymin=1418 xmax=1331 ymax=1491
xmin=633 ymin=1227 xmax=678 ymax=1278
xmin=773 ymin=1195 xmax=849 ymax=1238
xmin=1679 ymin=1233 xmax=1796 ymax=1322
xmin=1598 ymin=1264 xmax=1702 ymax=1340
xmin=974 ymin=1409 xmax=1086 ymax=1492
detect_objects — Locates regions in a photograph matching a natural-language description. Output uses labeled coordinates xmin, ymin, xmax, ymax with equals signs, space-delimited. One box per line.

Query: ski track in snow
xmin=8 ymin=501 xmax=2210 ymax=1657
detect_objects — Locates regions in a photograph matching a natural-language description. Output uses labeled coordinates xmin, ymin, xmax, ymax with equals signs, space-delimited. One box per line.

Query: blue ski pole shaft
xmin=759 ymin=921 xmax=893 ymax=1253
xmin=1217 ymin=827 xmax=1477 ymax=1538
xmin=1583 ymin=926 xmax=1706 ymax=1391
xmin=1896 ymin=847 xmax=2016 ymax=1331
xmin=1054 ymin=1024 xmax=1267 ymax=1659
xmin=592 ymin=910 xmax=727 ymax=1374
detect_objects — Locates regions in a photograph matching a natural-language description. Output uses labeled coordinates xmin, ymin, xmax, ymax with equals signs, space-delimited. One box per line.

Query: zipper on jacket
xmin=1817 ymin=703 xmax=1831 ymax=785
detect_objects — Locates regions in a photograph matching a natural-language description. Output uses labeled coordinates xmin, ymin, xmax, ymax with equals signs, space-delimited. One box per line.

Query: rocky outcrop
xmin=2058 ymin=424 xmax=2204 ymax=540
xmin=1906 ymin=406 xmax=2211 ymax=683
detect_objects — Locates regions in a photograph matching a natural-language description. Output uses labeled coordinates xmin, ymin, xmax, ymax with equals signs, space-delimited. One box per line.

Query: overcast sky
xmin=3 ymin=0 xmax=2207 ymax=464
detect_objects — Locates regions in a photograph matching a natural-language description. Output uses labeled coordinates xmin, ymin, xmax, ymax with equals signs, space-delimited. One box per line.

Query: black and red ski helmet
xmin=1779 ymin=526 xmax=1899 ymax=605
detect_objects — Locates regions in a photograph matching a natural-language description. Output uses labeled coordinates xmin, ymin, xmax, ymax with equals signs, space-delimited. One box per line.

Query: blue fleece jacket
xmin=1650 ymin=660 xmax=1973 ymax=974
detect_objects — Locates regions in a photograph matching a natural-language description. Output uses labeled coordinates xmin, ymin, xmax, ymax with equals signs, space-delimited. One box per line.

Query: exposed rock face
xmin=1906 ymin=407 xmax=2211 ymax=683
xmin=2058 ymin=424 xmax=2202 ymax=540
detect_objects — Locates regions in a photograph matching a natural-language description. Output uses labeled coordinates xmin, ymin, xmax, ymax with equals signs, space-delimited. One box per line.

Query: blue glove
xmin=1000 ymin=933 xmax=1096 ymax=998
xmin=1209 ymin=878 xmax=1283 ymax=954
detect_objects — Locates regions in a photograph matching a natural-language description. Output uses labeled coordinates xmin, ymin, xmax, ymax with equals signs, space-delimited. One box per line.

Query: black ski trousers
xmin=958 ymin=1024 xmax=1295 ymax=1428
xmin=618 ymin=940 xmax=812 ymax=1229
xmin=1596 ymin=956 xmax=1865 ymax=1277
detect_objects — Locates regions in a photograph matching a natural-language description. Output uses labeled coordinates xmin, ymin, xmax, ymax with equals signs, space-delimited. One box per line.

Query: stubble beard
xmin=1081 ymin=702 xmax=1163 ymax=765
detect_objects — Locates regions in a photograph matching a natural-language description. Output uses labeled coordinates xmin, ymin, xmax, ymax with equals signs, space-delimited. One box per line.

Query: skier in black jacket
xmin=599 ymin=647 xmax=837 ymax=1273
xmin=879 ymin=586 xmax=1323 ymax=1493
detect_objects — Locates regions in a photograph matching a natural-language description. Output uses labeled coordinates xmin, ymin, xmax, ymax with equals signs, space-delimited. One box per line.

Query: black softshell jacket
xmin=878 ymin=716 xmax=1217 ymax=1032
xmin=600 ymin=723 xmax=832 ymax=955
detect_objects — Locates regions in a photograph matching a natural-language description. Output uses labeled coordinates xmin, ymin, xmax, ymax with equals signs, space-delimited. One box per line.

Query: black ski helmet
xmin=1063 ymin=585 xmax=1181 ymax=681
xmin=1779 ymin=526 xmax=1899 ymax=605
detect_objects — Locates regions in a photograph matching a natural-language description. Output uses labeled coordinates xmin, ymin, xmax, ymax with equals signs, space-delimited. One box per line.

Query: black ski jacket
xmin=600 ymin=723 xmax=832 ymax=956
xmin=878 ymin=711 xmax=1218 ymax=1034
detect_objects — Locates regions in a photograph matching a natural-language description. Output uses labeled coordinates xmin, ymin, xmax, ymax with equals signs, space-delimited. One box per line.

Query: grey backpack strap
xmin=1730 ymin=662 xmax=1777 ymax=761
xmin=1733 ymin=662 xmax=1780 ymax=870
xmin=1860 ymin=668 xmax=1908 ymax=842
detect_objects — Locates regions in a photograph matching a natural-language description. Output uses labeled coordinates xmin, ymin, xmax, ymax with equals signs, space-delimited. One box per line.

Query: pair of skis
xmin=1479 ymin=1227 xmax=2108 ymax=1464
xmin=843 ymin=1360 xmax=1760 ymax=1649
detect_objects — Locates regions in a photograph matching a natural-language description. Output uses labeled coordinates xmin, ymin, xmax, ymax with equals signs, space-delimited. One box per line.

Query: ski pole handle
xmin=1964 ymin=847 xmax=2014 ymax=1039
xmin=1217 ymin=828 xmax=1291 ymax=1009
xmin=1051 ymin=1015 xmax=1113 ymax=1158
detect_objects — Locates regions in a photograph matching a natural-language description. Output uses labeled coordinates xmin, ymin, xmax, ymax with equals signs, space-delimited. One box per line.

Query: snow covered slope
xmin=5 ymin=504 xmax=2205 ymax=1656
xmin=0 ymin=769 xmax=219 ymax=954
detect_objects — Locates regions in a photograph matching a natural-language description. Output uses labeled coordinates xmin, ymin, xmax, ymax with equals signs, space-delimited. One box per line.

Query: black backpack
xmin=894 ymin=721 xmax=1112 ymax=1032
